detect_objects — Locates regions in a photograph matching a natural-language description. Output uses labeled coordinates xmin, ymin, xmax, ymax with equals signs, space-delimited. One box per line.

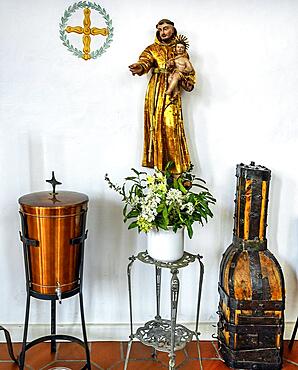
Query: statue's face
xmin=157 ymin=23 xmax=174 ymax=42
xmin=176 ymin=43 xmax=186 ymax=55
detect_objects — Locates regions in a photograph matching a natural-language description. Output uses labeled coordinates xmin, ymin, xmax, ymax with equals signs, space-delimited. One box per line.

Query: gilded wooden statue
xmin=129 ymin=19 xmax=196 ymax=174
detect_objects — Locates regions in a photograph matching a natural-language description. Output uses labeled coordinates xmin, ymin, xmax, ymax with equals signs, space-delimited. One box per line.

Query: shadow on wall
xmin=285 ymin=216 xmax=298 ymax=326
xmin=265 ymin=173 xmax=298 ymax=323
xmin=83 ymin=195 xmax=144 ymax=314
xmin=182 ymin=53 xmax=209 ymax=175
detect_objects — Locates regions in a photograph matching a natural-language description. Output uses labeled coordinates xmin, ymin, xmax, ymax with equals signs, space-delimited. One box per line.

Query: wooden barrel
xmin=19 ymin=191 xmax=88 ymax=296
xmin=218 ymin=162 xmax=285 ymax=369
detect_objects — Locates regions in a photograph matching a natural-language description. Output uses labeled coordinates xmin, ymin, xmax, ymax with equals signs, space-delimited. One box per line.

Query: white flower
xmin=166 ymin=189 xmax=184 ymax=206
xmin=130 ymin=195 xmax=140 ymax=207
xmin=139 ymin=192 xmax=162 ymax=222
xmin=181 ymin=202 xmax=195 ymax=215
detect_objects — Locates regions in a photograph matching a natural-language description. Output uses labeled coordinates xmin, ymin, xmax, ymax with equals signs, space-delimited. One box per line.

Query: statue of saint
xmin=129 ymin=19 xmax=195 ymax=174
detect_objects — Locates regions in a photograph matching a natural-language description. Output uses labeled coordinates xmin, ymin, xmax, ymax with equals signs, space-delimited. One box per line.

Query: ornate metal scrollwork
xmin=135 ymin=319 xmax=194 ymax=352
xmin=137 ymin=251 xmax=196 ymax=269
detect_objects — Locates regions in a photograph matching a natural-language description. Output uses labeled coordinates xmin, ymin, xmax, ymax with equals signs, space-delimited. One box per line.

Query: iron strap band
xmin=218 ymin=284 xmax=284 ymax=311
xmin=219 ymin=318 xmax=283 ymax=335
xmin=236 ymin=165 xmax=271 ymax=181
xmin=31 ymin=280 xmax=78 ymax=289
xmin=20 ymin=231 xmax=88 ymax=247
xmin=70 ymin=231 xmax=88 ymax=245
xmin=249 ymin=250 xmax=263 ymax=300
xmin=20 ymin=233 xmax=39 ymax=247
xmin=20 ymin=210 xmax=87 ymax=219
xmin=218 ymin=339 xmax=282 ymax=366
xmin=249 ymin=178 xmax=263 ymax=239
xmin=233 ymin=235 xmax=267 ymax=251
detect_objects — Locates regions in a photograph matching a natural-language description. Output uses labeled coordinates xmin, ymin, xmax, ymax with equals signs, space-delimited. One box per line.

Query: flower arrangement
xmin=105 ymin=162 xmax=216 ymax=238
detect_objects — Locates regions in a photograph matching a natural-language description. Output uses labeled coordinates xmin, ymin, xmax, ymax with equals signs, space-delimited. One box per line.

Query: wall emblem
xmin=60 ymin=2 xmax=113 ymax=60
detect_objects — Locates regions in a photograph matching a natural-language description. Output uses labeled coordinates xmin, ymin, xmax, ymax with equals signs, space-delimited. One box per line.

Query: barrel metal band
xmin=218 ymin=284 xmax=284 ymax=311
xmin=218 ymin=339 xmax=282 ymax=366
xmin=233 ymin=235 xmax=267 ymax=251
xmin=31 ymin=280 xmax=79 ymax=289
xmin=220 ymin=318 xmax=283 ymax=335
xmin=236 ymin=166 xmax=271 ymax=181
xmin=20 ymin=209 xmax=87 ymax=219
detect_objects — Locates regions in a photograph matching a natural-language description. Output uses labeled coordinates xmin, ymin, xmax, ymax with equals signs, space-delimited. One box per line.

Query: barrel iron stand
xmin=18 ymin=174 xmax=91 ymax=370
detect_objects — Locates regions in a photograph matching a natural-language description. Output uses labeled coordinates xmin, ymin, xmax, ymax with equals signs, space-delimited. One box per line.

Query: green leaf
xmin=186 ymin=224 xmax=193 ymax=239
xmin=157 ymin=203 xmax=165 ymax=213
xmin=122 ymin=203 xmax=128 ymax=217
xmin=128 ymin=209 xmax=139 ymax=218
xmin=158 ymin=223 xmax=168 ymax=230
xmin=177 ymin=179 xmax=187 ymax=194
xmin=165 ymin=161 xmax=174 ymax=171
xmin=162 ymin=207 xmax=169 ymax=226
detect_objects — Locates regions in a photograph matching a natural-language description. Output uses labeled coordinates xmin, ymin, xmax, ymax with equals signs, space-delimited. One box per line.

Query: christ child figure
xmin=166 ymin=35 xmax=194 ymax=97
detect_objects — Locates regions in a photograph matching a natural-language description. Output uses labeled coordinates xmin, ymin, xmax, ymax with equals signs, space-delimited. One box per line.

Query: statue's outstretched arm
xmin=129 ymin=47 xmax=154 ymax=76
xmin=128 ymin=63 xmax=144 ymax=76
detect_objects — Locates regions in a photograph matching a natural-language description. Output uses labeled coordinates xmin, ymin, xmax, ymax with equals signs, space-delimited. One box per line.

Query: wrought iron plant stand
xmin=18 ymin=173 xmax=91 ymax=370
xmin=124 ymin=251 xmax=204 ymax=370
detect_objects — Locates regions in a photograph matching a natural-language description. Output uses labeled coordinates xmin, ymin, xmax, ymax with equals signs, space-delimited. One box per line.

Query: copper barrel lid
xmin=19 ymin=191 xmax=88 ymax=208
xmin=18 ymin=171 xmax=88 ymax=212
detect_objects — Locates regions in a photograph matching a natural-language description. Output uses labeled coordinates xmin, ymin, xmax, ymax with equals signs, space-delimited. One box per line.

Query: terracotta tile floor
xmin=0 ymin=340 xmax=298 ymax=369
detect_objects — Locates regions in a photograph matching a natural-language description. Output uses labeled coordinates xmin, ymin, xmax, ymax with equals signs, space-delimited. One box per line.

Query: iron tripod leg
xmin=124 ymin=338 xmax=133 ymax=370
xmin=194 ymin=255 xmax=204 ymax=359
xmin=124 ymin=255 xmax=136 ymax=370
xmin=19 ymin=291 xmax=91 ymax=370
xmin=79 ymin=291 xmax=91 ymax=370
xmin=169 ymin=269 xmax=179 ymax=370
xmin=195 ymin=255 xmax=204 ymax=335
xmin=0 ymin=326 xmax=18 ymax=364
xmin=51 ymin=299 xmax=56 ymax=353
xmin=19 ymin=293 xmax=31 ymax=370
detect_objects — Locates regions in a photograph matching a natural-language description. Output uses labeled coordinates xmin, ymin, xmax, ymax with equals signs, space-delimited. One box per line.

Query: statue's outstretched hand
xmin=129 ymin=63 xmax=144 ymax=76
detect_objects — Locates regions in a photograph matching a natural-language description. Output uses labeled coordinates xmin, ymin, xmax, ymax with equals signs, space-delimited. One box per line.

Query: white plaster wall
xmin=0 ymin=0 xmax=298 ymax=340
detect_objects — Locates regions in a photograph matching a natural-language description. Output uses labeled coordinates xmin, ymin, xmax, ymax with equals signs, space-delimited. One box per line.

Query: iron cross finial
xmin=46 ymin=171 xmax=62 ymax=195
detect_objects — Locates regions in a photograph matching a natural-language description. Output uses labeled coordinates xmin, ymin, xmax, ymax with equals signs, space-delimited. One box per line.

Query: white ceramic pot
xmin=147 ymin=228 xmax=184 ymax=262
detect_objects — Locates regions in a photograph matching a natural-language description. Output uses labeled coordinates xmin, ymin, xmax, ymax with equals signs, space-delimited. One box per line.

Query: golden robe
xmin=137 ymin=37 xmax=195 ymax=174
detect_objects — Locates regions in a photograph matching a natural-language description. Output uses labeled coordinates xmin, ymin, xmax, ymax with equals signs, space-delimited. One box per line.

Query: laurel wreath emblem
xmin=59 ymin=1 xmax=113 ymax=60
